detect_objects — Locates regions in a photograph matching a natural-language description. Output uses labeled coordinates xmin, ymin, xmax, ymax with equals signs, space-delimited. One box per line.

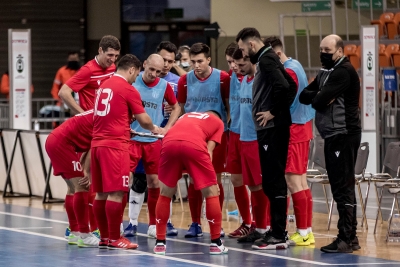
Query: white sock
xmin=128 ymin=189 xmax=145 ymax=226
xmin=307 ymin=227 xmax=312 ymax=234
xmin=245 ymin=224 xmax=251 ymax=228
xmin=298 ymin=229 xmax=308 ymax=237
xmin=256 ymin=228 xmax=266 ymax=234
xmin=266 ymin=225 xmax=271 ymax=231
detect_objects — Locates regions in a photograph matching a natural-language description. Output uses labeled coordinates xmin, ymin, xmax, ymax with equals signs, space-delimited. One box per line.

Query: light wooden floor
xmin=2 ymin=196 xmax=400 ymax=262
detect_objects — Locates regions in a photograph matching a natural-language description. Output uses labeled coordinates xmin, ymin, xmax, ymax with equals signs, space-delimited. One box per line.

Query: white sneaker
xmin=77 ymin=233 xmax=100 ymax=248
xmin=153 ymin=242 xmax=166 ymax=255
xmin=210 ymin=242 xmax=228 ymax=255
xmin=147 ymin=225 xmax=156 ymax=238
xmin=68 ymin=232 xmax=79 ymax=245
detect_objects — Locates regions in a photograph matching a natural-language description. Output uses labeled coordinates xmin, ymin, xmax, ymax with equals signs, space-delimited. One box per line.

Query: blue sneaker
xmin=123 ymin=223 xmax=137 ymax=237
xmin=227 ymin=209 xmax=239 ymax=216
xmin=64 ymin=226 xmax=71 ymax=240
xmin=185 ymin=223 xmax=203 ymax=238
xmin=166 ymin=222 xmax=178 ymax=236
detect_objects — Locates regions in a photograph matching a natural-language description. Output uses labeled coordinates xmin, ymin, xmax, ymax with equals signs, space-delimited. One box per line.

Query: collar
xmin=250 ymin=45 xmax=271 ymax=64
xmin=113 ymin=73 xmax=127 ymax=82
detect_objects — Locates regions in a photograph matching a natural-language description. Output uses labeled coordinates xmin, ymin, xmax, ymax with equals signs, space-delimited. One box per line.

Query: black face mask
xmin=320 ymin=51 xmax=337 ymax=69
xmin=66 ymin=61 xmax=80 ymax=70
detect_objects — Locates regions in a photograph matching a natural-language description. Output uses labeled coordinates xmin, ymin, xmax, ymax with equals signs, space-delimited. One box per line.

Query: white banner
xmin=8 ymin=29 xmax=32 ymax=130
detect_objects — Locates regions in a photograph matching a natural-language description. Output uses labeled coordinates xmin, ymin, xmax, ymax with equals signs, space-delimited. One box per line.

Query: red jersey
xmin=228 ymin=69 xmax=244 ymax=83
xmin=92 ymin=74 xmax=145 ymax=150
xmin=177 ymin=68 xmax=230 ymax=103
xmin=65 ymin=58 xmax=116 ymax=111
xmin=51 ymin=109 xmax=94 ymax=152
xmin=163 ymin=112 xmax=224 ymax=152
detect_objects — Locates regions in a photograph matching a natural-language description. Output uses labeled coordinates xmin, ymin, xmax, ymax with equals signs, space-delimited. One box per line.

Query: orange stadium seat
xmin=386 ymin=13 xmax=400 ymax=39
xmin=344 ymin=44 xmax=357 ymax=57
xmin=388 ymin=44 xmax=400 ymax=74
xmin=371 ymin=13 xmax=394 ymax=39
xmin=379 ymin=44 xmax=392 ymax=67
xmin=347 ymin=45 xmax=361 ymax=70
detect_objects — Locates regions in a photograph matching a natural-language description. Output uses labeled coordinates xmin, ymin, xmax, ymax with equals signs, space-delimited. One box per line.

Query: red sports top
xmin=163 ymin=112 xmax=224 ymax=152
xmin=92 ymin=74 xmax=145 ymax=150
xmin=65 ymin=58 xmax=116 ymax=111
xmin=143 ymin=77 xmax=177 ymax=105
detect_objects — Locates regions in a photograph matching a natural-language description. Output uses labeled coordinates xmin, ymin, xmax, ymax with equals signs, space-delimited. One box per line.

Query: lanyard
xmin=258 ymin=46 xmax=272 ymax=62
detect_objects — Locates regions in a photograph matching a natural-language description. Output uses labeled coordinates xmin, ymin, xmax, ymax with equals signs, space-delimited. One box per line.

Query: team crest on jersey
xmin=152 ymin=89 xmax=161 ymax=99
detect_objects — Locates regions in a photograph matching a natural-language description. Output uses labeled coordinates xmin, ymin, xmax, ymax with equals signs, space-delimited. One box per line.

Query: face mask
xmin=320 ymin=50 xmax=337 ymax=69
xmin=181 ymin=62 xmax=190 ymax=68
xmin=66 ymin=61 xmax=80 ymax=70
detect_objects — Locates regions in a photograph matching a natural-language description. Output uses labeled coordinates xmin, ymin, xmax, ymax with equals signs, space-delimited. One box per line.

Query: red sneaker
xmin=108 ymin=237 xmax=138 ymax=250
xmin=98 ymin=238 xmax=109 ymax=249
xmin=228 ymin=222 xmax=253 ymax=238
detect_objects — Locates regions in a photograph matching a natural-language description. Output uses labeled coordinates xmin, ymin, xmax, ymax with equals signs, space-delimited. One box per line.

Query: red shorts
xmin=129 ymin=140 xmax=161 ymax=174
xmin=212 ymin=131 xmax=228 ymax=173
xmin=226 ymin=131 xmax=241 ymax=174
xmin=285 ymin=140 xmax=310 ymax=174
xmin=159 ymin=141 xmax=217 ymax=190
xmin=241 ymin=140 xmax=262 ymax=186
xmin=91 ymin=147 xmax=130 ymax=193
xmin=45 ymin=133 xmax=84 ymax=179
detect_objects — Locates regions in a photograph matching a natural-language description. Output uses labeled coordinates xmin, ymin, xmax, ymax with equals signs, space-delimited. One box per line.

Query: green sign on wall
xmin=352 ymin=0 xmax=383 ymax=10
xmin=301 ymin=1 xmax=331 ymax=12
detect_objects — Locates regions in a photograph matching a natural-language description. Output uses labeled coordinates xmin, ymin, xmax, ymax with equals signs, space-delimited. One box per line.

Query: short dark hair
xmin=232 ymin=48 xmax=244 ymax=60
xmin=117 ymin=54 xmax=141 ymax=71
xmin=263 ymin=36 xmax=283 ymax=49
xmin=156 ymin=41 xmax=178 ymax=56
xmin=68 ymin=51 xmax=79 ymax=56
xmin=99 ymin=35 xmax=121 ymax=52
xmin=225 ymin=42 xmax=238 ymax=57
xmin=189 ymin=43 xmax=211 ymax=58
xmin=236 ymin=27 xmax=261 ymax=43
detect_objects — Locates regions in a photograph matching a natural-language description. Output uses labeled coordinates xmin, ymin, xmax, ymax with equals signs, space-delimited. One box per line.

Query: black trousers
xmin=257 ymin=126 xmax=290 ymax=239
xmin=324 ymin=133 xmax=361 ymax=242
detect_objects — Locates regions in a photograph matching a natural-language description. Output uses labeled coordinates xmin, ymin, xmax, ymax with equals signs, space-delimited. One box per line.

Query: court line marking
xmin=1 ymin=211 xmax=399 ymax=266
xmin=12 ymin=227 xmax=53 ymax=230
xmin=0 ymin=226 xmax=224 ymax=267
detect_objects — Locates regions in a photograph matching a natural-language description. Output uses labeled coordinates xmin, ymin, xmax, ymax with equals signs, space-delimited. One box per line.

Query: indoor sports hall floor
xmin=1 ymin=195 xmax=400 ymax=267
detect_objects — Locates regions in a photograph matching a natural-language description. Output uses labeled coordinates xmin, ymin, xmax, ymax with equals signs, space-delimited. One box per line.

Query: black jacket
xmin=251 ymin=46 xmax=297 ymax=131
xmin=299 ymin=57 xmax=361 ymax=139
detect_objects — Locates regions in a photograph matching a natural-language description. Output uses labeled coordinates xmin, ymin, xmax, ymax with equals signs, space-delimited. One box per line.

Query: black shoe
xmin=237 ymin=229 xmax=262 ymax=243
xmin=321 ymin=238 xmax=353 ymax=253
xmin=252 ymin=231 xmax=288 ymax=250
xmin=351 ymin=236 xmax=361 ymax=250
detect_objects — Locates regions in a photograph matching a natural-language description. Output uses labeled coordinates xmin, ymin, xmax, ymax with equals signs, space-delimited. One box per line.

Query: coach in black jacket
xmin=300 ymin=34 xmax=361 ymax=253
xmin=236 ymin=27 xmax=296 ymax=250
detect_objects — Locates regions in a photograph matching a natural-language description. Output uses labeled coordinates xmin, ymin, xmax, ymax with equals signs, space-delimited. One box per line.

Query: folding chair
xmin=386 ymin=180 xmax=400 ymax=241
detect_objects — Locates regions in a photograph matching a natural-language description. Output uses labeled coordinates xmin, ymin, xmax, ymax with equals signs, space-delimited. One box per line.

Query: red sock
xmin=155 ymin=195 xmax=170 ymax=241
xmin=305 ymin=189 xmax=313 ymax=228
xmin=73 ymin=192 xmax=90 ymax=233
xmin=188 ymin=184 xmax=202 ymax=224
xmin=251 ymin=189 xmax=268 ymax=229
xmin=234 ymin=185 xmax=252 ymax=225
xmin=292 ymin=190 xmax=308 ymax=229
xmin=218 ymin=183 xmax=224 ymax=210
xmin=206 ymin=196 xmax=222 ymax=240
xmin=88 ymin=192 xmax=97 ymax=231
xmin=106 ymin=200 xmax=122 ymax=240
xmin=93 ymin=199 xmax=108 ymax=239
xmin=65 ymin=195 xmax=78 ymax=232
xmin=121 ymin=192 xmax=127 ymax=223
xmin=147 ymin=188 xmax=160 ymax=225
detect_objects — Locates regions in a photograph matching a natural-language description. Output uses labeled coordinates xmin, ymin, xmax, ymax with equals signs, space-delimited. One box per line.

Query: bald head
xmin=142 ymin=54 xmax=164 ymax=83
xmin=319 ymin=34 xmax=344 ymax=68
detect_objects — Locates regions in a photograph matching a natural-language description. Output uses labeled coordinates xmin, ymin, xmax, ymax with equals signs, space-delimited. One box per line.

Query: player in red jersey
xmin=59 ymin=35 xmax=120 ymax=113
xmin=154 ymin=111 xmax=228 ymax=255
xmin=91 ymin=54 xmax=162 ymax=250
xmin=177 ymin=43 xmax=230 ymax=238
xmin=45 ymin=109 xmax=100 ymax=247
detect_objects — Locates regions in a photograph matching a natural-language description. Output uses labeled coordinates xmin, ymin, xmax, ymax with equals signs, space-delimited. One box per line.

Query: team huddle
xmin=45 ymin=27 xmax=361 ymax=256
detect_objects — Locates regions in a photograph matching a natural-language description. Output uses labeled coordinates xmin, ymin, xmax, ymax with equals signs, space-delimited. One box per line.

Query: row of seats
xmin=371 ymin=12 xmax=400 ymax=39
xmin=344 ymin=44 xmax=400 ymax=72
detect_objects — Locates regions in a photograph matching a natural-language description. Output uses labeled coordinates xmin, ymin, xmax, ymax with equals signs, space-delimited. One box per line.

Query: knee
xmin=131 ymin=173 xmax=147 ymax=193
xmin=230 ymin=174 xmax=243 ymax=187
xmin=147 ymin=174 xmax=159 ymax=188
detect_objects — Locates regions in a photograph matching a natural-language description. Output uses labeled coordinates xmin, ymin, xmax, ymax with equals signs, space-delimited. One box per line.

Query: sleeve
xmin=51 ymin=69 xmax=62 ymax=100
xmin=0 ymin=74 xmax=10 ymax=95
xmin=285 ymin=68 xmax=299 ymax=93
xmin=311 ymin=68 xmax=350 ymax=111
xmin=65 ymin=65 xmax=91 ymax=92
xmin=209 ymin=119 xmax=224 ymax=144
xmin=220 ymin=71 xmax=230 ymax=99
xmin=299 ymin=76 xmax=319 ymax=105
xmin=127 ymin=87 xmax=146 ymax=114
xmin=164 ymin=83 xmax=177 ymax=105
xmin=177 ymin=74 xmax=187 ymax=103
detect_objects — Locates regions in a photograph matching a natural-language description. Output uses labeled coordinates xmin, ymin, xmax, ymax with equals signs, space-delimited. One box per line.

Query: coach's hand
xmin=256 ymin=111 xmax=274 ymax=127
xmin=79 ymin=176 xmax=90 ymax=188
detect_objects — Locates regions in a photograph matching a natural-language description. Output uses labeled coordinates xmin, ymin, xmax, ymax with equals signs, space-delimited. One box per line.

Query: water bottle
xmin=388 ymin=214 xmax=400 ymax=242
xmin=33 ymin=120 xmax=40 ymax=131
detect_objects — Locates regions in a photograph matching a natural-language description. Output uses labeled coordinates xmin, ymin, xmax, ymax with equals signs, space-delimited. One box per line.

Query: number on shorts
xmin=187 ymin=112 xmax=210 ymax=120
xmin=72 ymin=161 xmax=82 ymax=172
xmin=94 ymin=88 xmax=113 ymax=116
xmin=122 ymin=175 xmax=129 ymax=187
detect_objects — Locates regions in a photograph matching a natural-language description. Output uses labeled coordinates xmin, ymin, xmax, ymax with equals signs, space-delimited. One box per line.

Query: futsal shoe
xmin=352 ymin=236 xmax=361 ymax=250
xmin=308 ymin=232 xmax=316 ymax=244
xmin=154 ymin=242 xmax=166 ymax=255
xmin=166 ymin=222 xmax=178 ymax=236
xmin=123 ymin=222 xmax=137 ymax=237
xmin=108 ymin=236 xmax=138 ymax=250
xmin=228 ymin=223 xmax=253 ymax=238
xmin=185 ymin=223 xmax=203 ymax=238
xmin=288 ymin=232 xmax=311 ymax=246
xmin=64 ymin=226 xmax=71 ymax=239
xmin=92 ymin=229 xmax=101 ymax=239
xmin=68 ymin=232 xmax=79 ymax=245
xmin=252 ymin=231 xmax=288 ymax=250
xmin=77 ymin=233 xmax=100 ymax=248
xmin=320 ymin=238 xmax=353 ymax=253
xmin=148 ymin=225 xmax=157 ymax=238
xmin=237 ymin=227 xmax=262 ymax=243
xmin=210 ymin=242 xmax=228 ymax=255
xmin=98 ymin=238 xmax=109 ymax=249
